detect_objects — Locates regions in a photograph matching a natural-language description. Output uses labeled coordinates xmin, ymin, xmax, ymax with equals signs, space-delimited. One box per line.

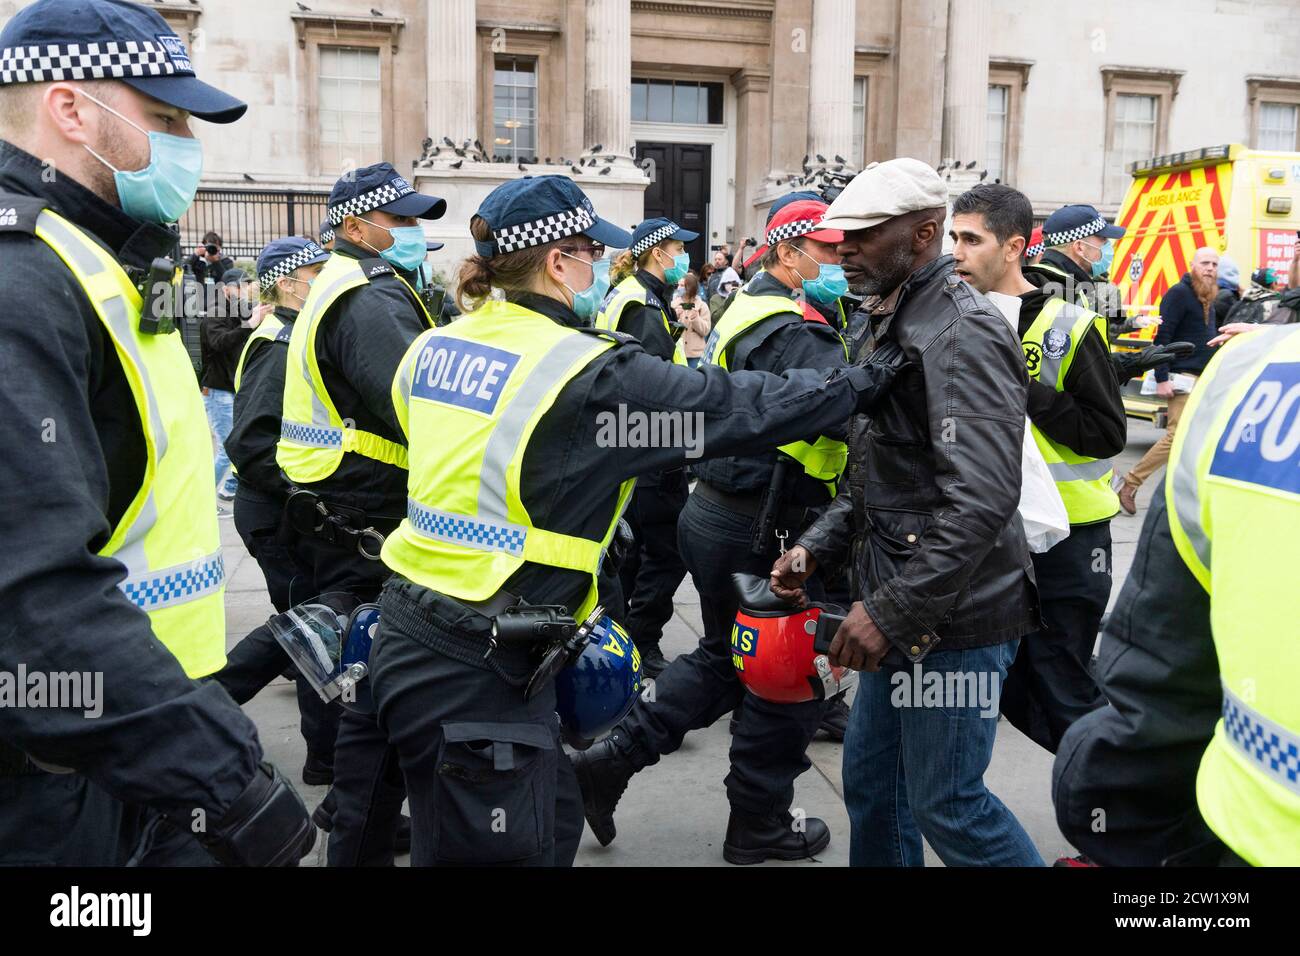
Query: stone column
xmin=584 ymin=0 xmax=636 ymax=167
xmin=893 ymin=0 xmax=946 ymax=165
xmin=941 ymin=0 xmax=991 ymax=168
xmin=424 ymin=0 xmax=477 ymax=164
xmin=806 ymin=0 xmax=855 ymax=174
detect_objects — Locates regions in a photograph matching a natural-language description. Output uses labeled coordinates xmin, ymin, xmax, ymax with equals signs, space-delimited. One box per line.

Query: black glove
xmin=197 ymin=762 xmax=316 ymax=866
xmin=602 ymin=517 xmax=635 ymax=577
xmin=849 ymin=338 xmax=908 ymax=413
xmin=1111 ymin=341 xmax=1195 ymax=380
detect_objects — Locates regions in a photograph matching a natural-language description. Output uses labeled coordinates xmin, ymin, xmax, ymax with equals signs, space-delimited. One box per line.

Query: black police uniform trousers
xmin=219 ymin=485 xmax=342 ymax=762
xmin=290 ymin=526 xmax=407 ymax=867
xmin=617 ymin=470 xmax=689 ymax=652
xmin=617 ymin=489 xmax=828 ymax=817
xmin=372 ymin=580 xmax=584 ymax=866
xmin=1000 ymin=519 xmax=1110 ymax=753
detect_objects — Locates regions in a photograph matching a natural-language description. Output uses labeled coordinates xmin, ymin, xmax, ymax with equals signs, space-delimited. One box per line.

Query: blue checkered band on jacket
xmin=631 ymin=224 xmax=677 ymax=259
xmin=765 ymin=218 xmax=818 ymax=246
xmin=407 ymin=500 xmax=527 ymax=556
xmin=493 ymin=204 xmax=596 ymax=254
xmin=1223 ymin=688 xmax=1300 ymax=796
xmin=119 ymin=553 xmax=225 ymax=612
xmin=259 ymin=241 xmax=327 ymax=291
xmin=0 ymin=40 xmax=190 ymax=84
xmin=1043 ymin=217 xmax=1109 ymax=247
xmin=281 ymin=420 xmax=343 ymax=448
xmin=328 ymin=178 xmax=416 ymax=225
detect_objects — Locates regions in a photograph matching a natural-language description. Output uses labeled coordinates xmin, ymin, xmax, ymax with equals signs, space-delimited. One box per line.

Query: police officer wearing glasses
xmin=0 ymin=0 xmax=313 ymax=866
xmin=369 ymin=175 xmax=904 ymax=865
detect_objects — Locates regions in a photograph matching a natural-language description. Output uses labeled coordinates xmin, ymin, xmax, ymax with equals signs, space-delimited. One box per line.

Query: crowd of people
xmin=1 ymin=0 xmax=1295 ymax=872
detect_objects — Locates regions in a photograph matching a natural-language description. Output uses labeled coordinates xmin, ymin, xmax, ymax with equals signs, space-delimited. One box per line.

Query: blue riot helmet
xmin=268 ymin=600 xmax=380 ymax=714
xmin=555 ymin=613 xmax=643 ymax=747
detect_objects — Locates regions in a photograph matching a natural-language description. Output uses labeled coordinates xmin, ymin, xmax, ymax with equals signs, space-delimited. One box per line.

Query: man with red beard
xmin=1114 ymin=247 xmax=1221 ymax=514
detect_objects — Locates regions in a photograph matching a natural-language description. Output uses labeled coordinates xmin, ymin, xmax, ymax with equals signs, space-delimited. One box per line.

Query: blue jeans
xmin=203 ymin=388 xmax=237 ymax=496
xmin=842 ymin=640 xmax=1045 ymax=866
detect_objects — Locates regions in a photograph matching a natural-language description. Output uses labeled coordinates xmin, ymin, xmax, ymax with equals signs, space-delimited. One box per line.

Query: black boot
xmin=638 ymin=639 xmax=669 ymax=679
xmin=818 ymin=693 xmax=850 ymax=742
xmin=569 ymin=733 xmax=640 ymax=847
xmin=723 ymin=809 xmax=831 ymax=865
xmin=302 ymin=752 xmax=334 ymax=786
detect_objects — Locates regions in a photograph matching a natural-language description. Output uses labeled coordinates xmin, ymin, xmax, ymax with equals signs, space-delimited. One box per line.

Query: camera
xmin=744 ymin=237 xmax=757 ymax=248
xmin=205 ymin=243 xmax=220 ymax=256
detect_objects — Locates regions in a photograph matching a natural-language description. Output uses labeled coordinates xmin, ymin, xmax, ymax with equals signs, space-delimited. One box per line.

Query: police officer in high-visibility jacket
xmin=572 ymin=198 xmax=857 ymax=864
xmin=370 ymin=175 xmax=902 ymax=866
xmin=275 ymin=163 xmax=445 ymax=864
xmin=0 ymin=0 xmax=313 ymax=866
xmin=949 ymin=186 xmax=1127 ymax=754
xmin=594 ymin=217 xmax=699 ymax=676
xmin=1054 ymin=323 xmax=1300 ymax=867
xmin=1029 ymin=204 xmax=1126 ymax=313
xmin=216 ymin=237 xmax=340 ymax=761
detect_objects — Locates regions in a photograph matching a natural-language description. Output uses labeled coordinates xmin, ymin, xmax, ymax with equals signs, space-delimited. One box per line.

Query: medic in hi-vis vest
xmin=0 ymin=0 xmax=314 ymax=866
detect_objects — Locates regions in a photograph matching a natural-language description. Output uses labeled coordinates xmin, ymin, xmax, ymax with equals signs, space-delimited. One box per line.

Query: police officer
xmin=319 ymin=218 xmax=336 ymax=251
xmin=275 ymin=162 xmax=445 ymax=864
xmin=0 ymin=0 xmax=313 ymax=866
xmin=594 ymin=217 xmax=699 ymax=675
xmin=1031 ymin=203 xmax=1126 ymax=311
xmin=949 ymin=185 xmax=1127 ymax=753
xmin=369 ymin=175 xmax=902 ymax=866
xmin=216 ymin=237 xmax=340 ymax=775
xmin=1054 ymin=324 xmax=1300 ymax=866
xmin=572 ymin=198 xmax=856 ymax=863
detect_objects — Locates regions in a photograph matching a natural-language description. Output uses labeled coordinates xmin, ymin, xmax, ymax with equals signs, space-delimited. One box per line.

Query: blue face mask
xmin=1087 ymin=239 xmax=1114 ymax=280
xmin=561 ymin=253 xmax=611 ymax=320
xmin=359 ymin=220 xmax=428 ymax=274
xmin=657 ymin=248 xmax=690 ymax=284
xmin=78 ymin=88 xmax=203 ymax=224
xmin=796 ymin=247 xmax=849 ymax=304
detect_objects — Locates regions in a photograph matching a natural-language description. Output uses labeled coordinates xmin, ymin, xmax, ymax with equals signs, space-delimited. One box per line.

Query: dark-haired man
xmin=949 ymin=184 xmax=1126 ymax=755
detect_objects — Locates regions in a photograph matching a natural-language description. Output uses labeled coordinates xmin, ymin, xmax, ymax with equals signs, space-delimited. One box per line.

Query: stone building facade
xmin=2 ymin=0 xmax=1297 ymax=270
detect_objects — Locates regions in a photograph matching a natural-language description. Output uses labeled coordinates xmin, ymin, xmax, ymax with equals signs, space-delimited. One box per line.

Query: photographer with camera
xmin=673 ymin=271 xmax=712 ymax=368
xmin=187 ymin=229 xmax=234 ymax=284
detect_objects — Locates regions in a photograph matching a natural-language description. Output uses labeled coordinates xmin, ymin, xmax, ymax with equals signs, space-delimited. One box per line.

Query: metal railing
xmin=177 ymin=188 xmax=331 ymax=261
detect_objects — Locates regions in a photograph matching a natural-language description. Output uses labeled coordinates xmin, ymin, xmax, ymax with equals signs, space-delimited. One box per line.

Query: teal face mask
xmin=561 ymin=253 xmax=611 ymax=320
xmin=78 ymin=88 xmax=203 ymax=224
xmin=359 ymin=219 xmax=428 ymax=274
xmin=796 ymin=246 xmax=849 ymax=304
xmin=657 ymin=248 xmax=690 ymax=284
xmin=1087 ymin=239 xmax=1114 ymax=280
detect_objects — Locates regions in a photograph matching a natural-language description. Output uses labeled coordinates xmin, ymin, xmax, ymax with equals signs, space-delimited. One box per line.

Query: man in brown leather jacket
xmin=771 ymin=159 xmax=1043 ymax=866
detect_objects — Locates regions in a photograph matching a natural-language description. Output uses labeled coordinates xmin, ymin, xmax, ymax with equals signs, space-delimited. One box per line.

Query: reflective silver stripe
xmin=1039 ymin=300 xmax=1088 ymax=389
xmin=406 ymin=499 xmax=527 ymax=556
xmin=477 ymin=333 xmax=610 ymax=521
xmin=35 ymin=212 xmax=169 ymax=569
xmin=119 ymin=552 xmax=226 ymax=611
xmin=1222 ymin=684 xmax=1300 ymax=797
xmin=1169 ymin=328 xmax=1289 ymax=574
xmin=1047 ymin=458 xmax=1114 ymax=482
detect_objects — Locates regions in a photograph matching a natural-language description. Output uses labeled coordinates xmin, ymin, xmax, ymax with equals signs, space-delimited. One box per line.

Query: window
xmin=986 ymin=85 xmax=1010 ymax=183
xmin=1259 ymin=101 xmax=1300 ymax=151
xmin=493 ymin=55 xmax=537 ymax=162
xmin=631 ymin=80 xmax=723 ymax=125
xmin=852 ymin=77 xmax=868 ymax=168
xmin=318 ymin=46 xmax=382 ymax=172
xmin=1108 ymin=93 xmax=1158 ymax=199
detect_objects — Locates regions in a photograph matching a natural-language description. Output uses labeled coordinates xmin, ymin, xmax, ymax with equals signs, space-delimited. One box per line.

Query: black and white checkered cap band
xmin=631 ymin=224 xmax=677 ymax=259
xmin=319 ymin=225 xmax=335 ymax=244
xmin=1025 ymin=241 xmax=1045 ymax=259
xmin=765 ymin=218 xmax=819 ymax=246
xmin=493 ymin=204 xmax=595 ymax=254
xmin=259 ymin=243 xmax=326 ymax=291
xmin=1043 ymin=217 xmax=1109 ymax=248
xmin=328 ymin=180 xmax=416 ymax=226
xmin=0 ymin=41 xmax=187 ymax=85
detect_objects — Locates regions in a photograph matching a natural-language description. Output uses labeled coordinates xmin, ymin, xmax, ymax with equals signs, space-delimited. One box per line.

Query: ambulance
xmin=1110 ymin=144 xmax=1300 ymax=421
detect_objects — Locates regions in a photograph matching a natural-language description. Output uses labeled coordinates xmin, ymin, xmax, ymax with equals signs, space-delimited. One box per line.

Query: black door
xmin=636 ymin=141 xmax=711 ymax=270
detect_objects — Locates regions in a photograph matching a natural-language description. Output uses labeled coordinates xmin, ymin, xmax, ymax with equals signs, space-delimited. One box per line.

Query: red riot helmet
xmin=729 ymin=573 xmax=856 ymax=704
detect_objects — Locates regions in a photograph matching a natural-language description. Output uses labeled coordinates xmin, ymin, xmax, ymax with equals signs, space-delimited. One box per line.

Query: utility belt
xmin=384 ymin=580 xmax=600 ymax=698
xmin=283 ymin=486 xmax=388 ymax=561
